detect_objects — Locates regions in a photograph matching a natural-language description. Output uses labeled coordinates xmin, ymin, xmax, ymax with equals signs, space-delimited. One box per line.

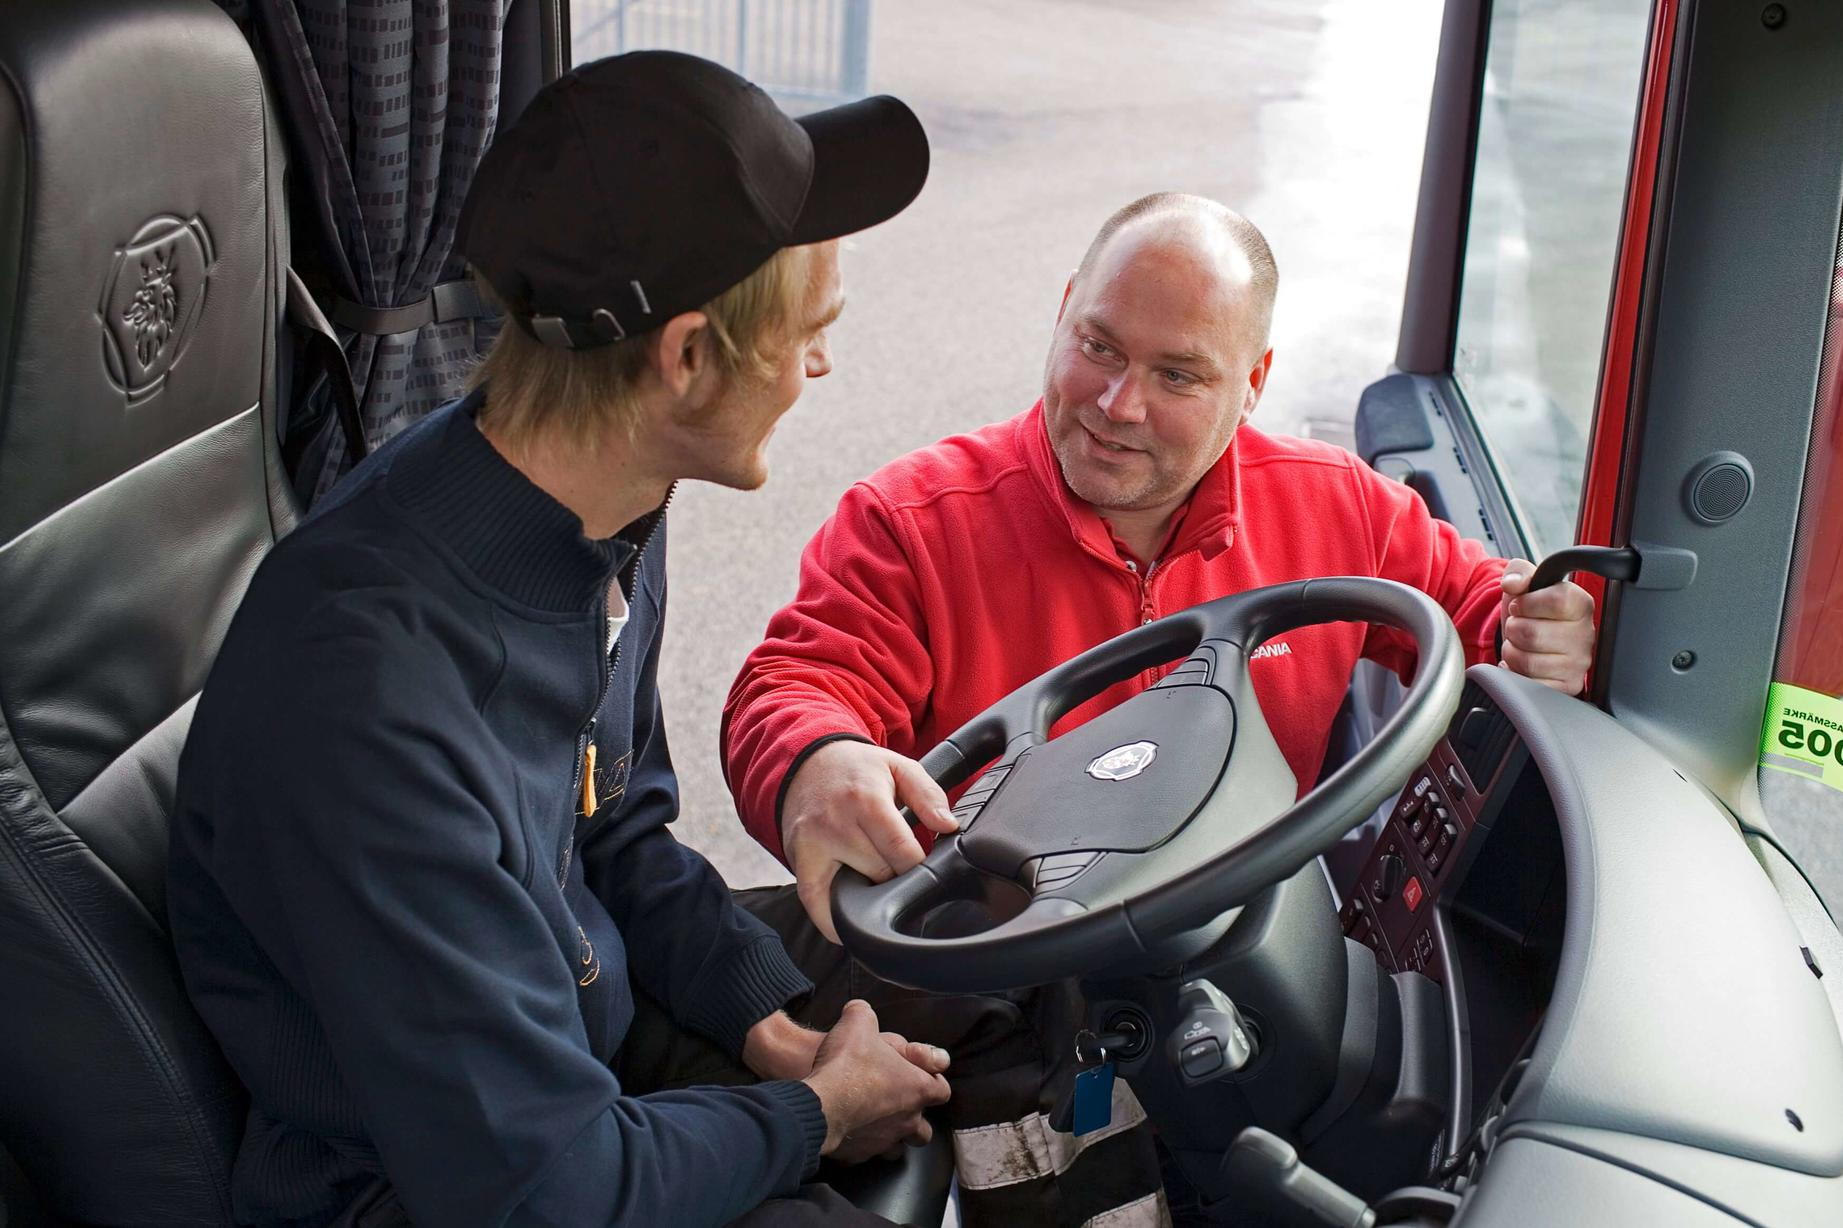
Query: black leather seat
xmin=0 ymin=0 xmax=293 ymax=1222
xmin=0 ymin=4 xmax=951 ymax=1225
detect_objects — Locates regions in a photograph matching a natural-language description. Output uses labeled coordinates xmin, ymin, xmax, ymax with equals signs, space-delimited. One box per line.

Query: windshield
xmin=1451 ymin=0 xmax=1654 ymax=555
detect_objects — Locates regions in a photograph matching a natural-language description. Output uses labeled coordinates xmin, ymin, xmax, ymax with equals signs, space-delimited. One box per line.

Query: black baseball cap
xmin=457 ymin=50 xmax=929 ymax=349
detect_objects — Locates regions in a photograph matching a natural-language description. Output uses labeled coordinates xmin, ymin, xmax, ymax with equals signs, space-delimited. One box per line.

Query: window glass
xmin=1452 ymin=0 xmax=1654 ymax=554
xmin=1760 ymin=236 xmax=1843 ymax=910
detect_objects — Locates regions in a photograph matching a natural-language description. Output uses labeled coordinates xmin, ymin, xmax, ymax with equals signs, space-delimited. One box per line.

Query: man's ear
xmin=649 ymin=310 xmax=713 ymax=400
xmin=1241 ymin=347 xmax=1275 ymax=420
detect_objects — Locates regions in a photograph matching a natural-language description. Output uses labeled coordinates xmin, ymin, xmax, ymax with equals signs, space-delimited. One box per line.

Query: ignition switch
xmin=1167 ymin=978 xmax=1256 ymax=1085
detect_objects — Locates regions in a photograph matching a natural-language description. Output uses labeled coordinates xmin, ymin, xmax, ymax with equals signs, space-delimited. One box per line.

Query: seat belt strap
xmin=330 ymin=278 xmax=490 ymax=336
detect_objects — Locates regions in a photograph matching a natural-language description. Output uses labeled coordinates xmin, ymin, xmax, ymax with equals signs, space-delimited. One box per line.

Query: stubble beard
xmin=1051 ymin=430 xmax=1171 ymax=512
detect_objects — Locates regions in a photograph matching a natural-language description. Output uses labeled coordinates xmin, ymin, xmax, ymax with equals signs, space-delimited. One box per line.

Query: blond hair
xmin=470 ymin=243 xmax=813 ymax=450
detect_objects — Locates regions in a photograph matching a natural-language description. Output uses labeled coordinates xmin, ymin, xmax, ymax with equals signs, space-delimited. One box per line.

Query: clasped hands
xmin=745 ymin=1002 xmax=950 ymax=1163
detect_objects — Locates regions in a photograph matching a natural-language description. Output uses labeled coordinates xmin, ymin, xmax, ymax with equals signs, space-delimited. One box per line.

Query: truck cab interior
xmin=2 ymin=1 xmax=1840 ymax=1226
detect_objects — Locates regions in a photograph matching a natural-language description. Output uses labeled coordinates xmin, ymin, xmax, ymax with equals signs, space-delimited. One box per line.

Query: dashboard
xmin=1339 ymin=679 xmax=1564 ymax=1135
xmin=1338 ymin=678 xmax=1528 ymax=979
xmin=1328 ymin=666 xmax=1843 ymax=1226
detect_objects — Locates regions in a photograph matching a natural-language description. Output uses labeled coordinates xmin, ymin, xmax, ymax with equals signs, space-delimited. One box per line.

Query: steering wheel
xmin=832 ymin=577 xmax=1466 ymax=993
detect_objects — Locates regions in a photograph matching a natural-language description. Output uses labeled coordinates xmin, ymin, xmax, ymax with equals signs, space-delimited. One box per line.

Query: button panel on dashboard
xmin=1338 ymin=738 xmax=1493 ymax=982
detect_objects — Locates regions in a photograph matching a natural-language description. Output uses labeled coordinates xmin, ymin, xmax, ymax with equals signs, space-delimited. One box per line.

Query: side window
xmin=1451 ymin=0 xmax=1655 ymax=555
xmin=1760 ymin=237 xmax=1843 ymax=906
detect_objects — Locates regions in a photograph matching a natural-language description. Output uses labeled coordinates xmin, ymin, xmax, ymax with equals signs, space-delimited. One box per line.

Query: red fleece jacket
xmin=723 ymin=402 xmax=1507 ymax=864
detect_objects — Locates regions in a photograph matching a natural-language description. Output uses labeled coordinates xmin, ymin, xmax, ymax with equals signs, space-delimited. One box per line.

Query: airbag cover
xmin=960 ymin=684 xmax=1234 ymax=878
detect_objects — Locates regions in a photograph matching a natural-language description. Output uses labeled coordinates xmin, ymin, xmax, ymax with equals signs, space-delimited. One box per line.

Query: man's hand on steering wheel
xmin=782 ymin=740 xmax=960 ymax=943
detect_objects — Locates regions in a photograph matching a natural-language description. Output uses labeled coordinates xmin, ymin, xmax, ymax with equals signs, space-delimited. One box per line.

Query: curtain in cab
xmin=220 ymin=0 xmax=507 ymax=502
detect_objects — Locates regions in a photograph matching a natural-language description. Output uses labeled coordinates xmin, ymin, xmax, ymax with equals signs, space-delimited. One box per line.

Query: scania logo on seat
xmin=99 ymin=214 xmax=215 ymax=405
xmin=1087 ymin=741 xmax=1158 ymax=781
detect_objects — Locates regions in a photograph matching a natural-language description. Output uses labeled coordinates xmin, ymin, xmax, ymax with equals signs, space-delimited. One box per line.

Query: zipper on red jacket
xmin=1127 ymin=546 xmax=1206 ymax=687
xmin=1126 ymin=555 xmax=1174 ymax=626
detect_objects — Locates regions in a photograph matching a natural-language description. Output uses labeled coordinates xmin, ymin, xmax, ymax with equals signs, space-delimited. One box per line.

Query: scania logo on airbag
xmin=100 ymin=215 xmax=215 ymax=405
xmin=1087 ymin=741 xmax=1157 ymax=781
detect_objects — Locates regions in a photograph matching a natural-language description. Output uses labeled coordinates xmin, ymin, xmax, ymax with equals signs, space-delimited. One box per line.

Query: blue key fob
xmin=1071 ymin=1060 xmax=1116 ymax=1136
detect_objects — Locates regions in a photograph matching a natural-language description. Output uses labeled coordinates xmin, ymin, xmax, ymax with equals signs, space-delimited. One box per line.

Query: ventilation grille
xmin=1449 ymin=680 xmax=1517 ymax=790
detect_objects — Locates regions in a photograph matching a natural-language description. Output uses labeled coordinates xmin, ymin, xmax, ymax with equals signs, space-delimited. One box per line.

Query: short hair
xmin=469 ymin=243 xmax=814 ymax=451
xmin=1075 ymin=192 xmax=1279 ymax=358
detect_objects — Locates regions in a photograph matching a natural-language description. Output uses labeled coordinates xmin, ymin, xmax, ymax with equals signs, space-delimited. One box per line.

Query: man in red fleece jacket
xmin=722 ymin=192 xmax=1595 ymax=1224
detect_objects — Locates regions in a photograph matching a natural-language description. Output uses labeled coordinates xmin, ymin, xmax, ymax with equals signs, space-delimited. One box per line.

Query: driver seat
xmin=0 ymin=0 xmax=292 ymax=1221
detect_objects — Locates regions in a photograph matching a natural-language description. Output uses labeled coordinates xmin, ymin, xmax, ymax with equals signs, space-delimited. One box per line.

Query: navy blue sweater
xmin=168 ymin=391 xmax=824 ymax=1226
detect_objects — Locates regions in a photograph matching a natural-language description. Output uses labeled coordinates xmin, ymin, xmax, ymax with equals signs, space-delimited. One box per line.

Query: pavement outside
xmin=645 ymin=0 xmax=1447 ymax=886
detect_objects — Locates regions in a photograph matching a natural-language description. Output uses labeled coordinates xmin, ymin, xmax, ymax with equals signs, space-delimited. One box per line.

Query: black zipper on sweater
xmin=571 ymin=483 xmax=677 ymax=812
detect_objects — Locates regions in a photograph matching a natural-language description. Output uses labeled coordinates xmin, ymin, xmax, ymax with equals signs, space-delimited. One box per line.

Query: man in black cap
xmin=169 ymin=52 xmax=942 ymax=1227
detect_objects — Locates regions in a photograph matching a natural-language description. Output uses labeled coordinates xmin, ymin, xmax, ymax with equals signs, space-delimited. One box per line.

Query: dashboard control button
xmin=962 ymin=766 xmax=1011 ymax=799
xmin=1427 ymin=848 xmax=1444 ymax=872
xmin=1376 ymin=854 xmax=1406 ymax=901
xmin=1027 ymin=852 xmax=1099 ymax=892
xmin=1447 ymin=763 xmax=1467 ymax=793
xmin=1410 ymin=814 xmax=1426 ymax=837
xmin=1404 ymin=929 xmax=1437 ymax=973
xmin=1402 ymin=875 xmax=1424 ymax=912
xmin=1181 ymin=1038 xmax=1224 ymax=1078
xmin=1169 ymin=981 xmax=1255 ymax=1084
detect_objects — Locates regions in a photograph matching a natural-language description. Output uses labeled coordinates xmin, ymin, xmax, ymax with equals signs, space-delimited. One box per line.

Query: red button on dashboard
xmin=1403 ymin=876 xmax=1424 ymax=912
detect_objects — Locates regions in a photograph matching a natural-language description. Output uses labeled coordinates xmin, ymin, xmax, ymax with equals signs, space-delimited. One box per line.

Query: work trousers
xmin=734 ymin=885 xmax=1170 ymax=1228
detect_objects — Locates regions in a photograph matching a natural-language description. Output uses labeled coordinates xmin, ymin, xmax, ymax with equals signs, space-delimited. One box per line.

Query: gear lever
xmin=1225 ymin=1127 xmax=1375 ymax=1227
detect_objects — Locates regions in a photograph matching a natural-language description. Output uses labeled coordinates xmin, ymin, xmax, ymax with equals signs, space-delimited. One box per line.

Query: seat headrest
xmin=0 ymin=0 xmax=288 ymax=813
xmin=0 ymin=0 xmax=279 ymax=542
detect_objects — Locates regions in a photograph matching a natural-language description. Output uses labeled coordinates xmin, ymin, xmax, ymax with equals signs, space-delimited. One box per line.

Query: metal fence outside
xmin=571 ymin=0 xmax=874 ymax=105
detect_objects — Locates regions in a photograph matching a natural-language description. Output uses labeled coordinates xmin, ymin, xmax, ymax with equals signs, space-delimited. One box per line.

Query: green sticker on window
xmin=1761 ymin=682 xmax=1843 ymax=792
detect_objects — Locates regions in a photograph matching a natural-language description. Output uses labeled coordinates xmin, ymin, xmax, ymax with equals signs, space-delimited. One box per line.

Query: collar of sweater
xmin=1020 ymin=399 xmax=1241 ymax=569
xmin=386 ymin=386 xmax=644 ymax=614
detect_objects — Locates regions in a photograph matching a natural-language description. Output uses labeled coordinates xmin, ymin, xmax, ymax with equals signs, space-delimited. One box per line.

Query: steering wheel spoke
xmin=832 ymin=834 xmax=1144 ymax=993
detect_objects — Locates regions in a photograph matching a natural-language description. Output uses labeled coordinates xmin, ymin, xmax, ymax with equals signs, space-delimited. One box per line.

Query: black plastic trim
xmin=1427 ymin=374 xmax=1533 ymax=560
xmin=1396 ymin=0 xmax=1490 ymax=374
